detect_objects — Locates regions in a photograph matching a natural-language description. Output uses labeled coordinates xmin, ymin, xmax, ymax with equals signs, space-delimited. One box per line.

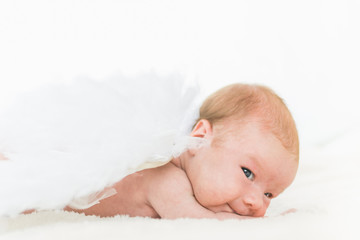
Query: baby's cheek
xmin=191 ymin=169 xmax=239 ymax=205
xmin=193 ymin=184 xmax=228 ymax=206
xmin=261 ymin=200 xmax=271 ymax=214
xmin=266 ymin=200 xmax=271 ymax=209
xmin=192 ymin=186 xmax=217 ymax=206
xmin=220 ymin=179 xmax=242 ymax=197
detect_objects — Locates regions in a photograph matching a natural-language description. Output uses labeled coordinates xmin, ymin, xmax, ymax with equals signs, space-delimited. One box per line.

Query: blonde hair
xmin=194 ymin=83 xmax=299 ymax=161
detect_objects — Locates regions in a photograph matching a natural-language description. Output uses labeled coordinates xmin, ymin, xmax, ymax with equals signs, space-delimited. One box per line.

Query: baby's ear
xmin=191 ymin=119 xmax=213 ymax=139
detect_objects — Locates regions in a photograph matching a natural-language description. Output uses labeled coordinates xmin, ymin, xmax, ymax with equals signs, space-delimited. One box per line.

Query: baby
xmin=65 ymin=83 xmax=299 ymax=220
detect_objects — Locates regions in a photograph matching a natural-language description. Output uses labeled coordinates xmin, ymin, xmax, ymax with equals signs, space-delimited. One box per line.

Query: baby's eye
xmin=241 ymin=167 xmax=254 ymax=181
xmin=264 ymin=193 xmax=273 ymax=198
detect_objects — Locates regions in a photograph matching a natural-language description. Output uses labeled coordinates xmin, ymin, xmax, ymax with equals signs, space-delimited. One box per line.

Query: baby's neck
xmin=170 ymin=154 xmax=186 ymax=171
xmin=170 ymin=157 xmax=182 ymax=169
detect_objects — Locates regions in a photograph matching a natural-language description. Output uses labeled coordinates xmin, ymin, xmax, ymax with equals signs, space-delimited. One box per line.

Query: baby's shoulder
xmin=143 ymin=162 xmax=193 ymax=197
xmin=145 ymin=162 xmax=189 ymax=184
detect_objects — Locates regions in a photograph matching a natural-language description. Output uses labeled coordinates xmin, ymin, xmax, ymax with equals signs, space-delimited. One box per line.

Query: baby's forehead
xmin=214 ymin=123 xmax=295 ymax=163
xmin=213 ymin=118 xmax=269 ymax=141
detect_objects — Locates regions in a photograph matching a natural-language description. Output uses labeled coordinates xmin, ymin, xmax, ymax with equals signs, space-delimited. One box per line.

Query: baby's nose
xmin=243 ymin=194 xmax=265 ymax=216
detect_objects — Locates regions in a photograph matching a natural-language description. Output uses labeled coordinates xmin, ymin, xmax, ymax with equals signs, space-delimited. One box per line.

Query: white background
xmin=0 ymin=0 xmax=359 ymax=155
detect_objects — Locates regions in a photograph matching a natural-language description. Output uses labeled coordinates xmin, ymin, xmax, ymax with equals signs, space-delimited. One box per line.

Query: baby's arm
xmin=147 ymin=164 xmax=249 ymax=220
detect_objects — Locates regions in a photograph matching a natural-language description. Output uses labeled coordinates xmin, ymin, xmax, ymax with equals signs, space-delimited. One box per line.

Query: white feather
xmin=0 ymin=74 xmax=202 ymax=217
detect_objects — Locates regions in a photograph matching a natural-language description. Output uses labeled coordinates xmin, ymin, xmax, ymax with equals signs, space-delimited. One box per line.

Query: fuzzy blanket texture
xmin=1 ymin=149 xmax=359 ymax=240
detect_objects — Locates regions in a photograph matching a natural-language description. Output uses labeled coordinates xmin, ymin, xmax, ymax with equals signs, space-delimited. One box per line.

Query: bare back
xmin=66 ymin=162 xmax=189 ymax=218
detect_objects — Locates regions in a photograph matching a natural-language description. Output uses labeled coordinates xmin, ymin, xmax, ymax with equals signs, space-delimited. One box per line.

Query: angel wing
xmin=0 ymin=74 xmax=202 ymax=216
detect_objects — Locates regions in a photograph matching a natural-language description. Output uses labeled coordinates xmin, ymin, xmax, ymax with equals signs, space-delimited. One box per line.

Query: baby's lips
xmin=227 ymin=204 xmax=255 ymax=217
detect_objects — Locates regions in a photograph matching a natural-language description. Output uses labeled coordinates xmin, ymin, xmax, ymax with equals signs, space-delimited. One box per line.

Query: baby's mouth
xmin=227 ymin=203 xmax=254 ymax=217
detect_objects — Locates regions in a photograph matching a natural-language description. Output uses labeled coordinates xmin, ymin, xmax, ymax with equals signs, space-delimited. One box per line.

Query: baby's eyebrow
xmin=247 ymin=155 xmax=264 ymax=172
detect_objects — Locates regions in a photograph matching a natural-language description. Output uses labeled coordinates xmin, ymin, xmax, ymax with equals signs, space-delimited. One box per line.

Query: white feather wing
xmin=0 ymin=74 xmax=201 ymax=216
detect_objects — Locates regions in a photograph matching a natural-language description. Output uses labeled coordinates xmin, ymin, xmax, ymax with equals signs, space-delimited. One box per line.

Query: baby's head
xmin=184 ymin=83 xmax=299 ymax=217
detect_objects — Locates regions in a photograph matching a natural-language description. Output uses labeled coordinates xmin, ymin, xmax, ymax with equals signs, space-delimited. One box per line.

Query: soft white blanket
xmin=1 ymin=151 xmax=359 ymax=240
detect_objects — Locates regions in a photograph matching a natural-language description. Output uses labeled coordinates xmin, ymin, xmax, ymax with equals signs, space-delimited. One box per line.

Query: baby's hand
xmin=214 ymin=212 xmax=254 ymax=220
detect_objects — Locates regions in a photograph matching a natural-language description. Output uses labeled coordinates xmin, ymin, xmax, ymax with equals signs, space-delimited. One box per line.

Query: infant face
xmin=186 ymin=120 xmax=298 ymax=217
